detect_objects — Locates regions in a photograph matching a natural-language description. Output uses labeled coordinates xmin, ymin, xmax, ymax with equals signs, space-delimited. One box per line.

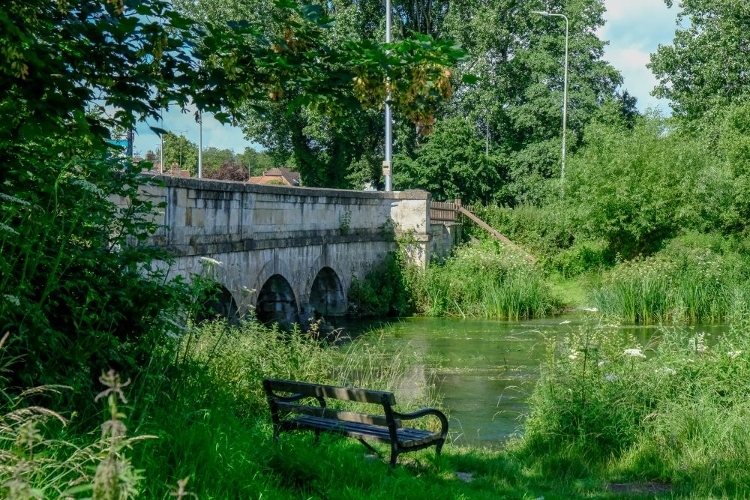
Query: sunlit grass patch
xmin=520 ymin=317 xmax=750 ymax=497
xmin=415 ymin=241 xmax=561 ymax=320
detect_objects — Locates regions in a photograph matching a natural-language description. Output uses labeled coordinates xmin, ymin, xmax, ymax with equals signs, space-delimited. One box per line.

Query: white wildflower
xmin=661 ymin=367 xmax=676 ymax=376
xmin=689 ymin=333 xmax=707 ymax=353
xmin=568 ymin=350 xmax=579 ymax=361
xmin=199 ymin=257 xmax=223 ymax=267
xmin=597 ymin=360 xmax=609 ymax=368
xmin=4 ymin=294 xmax=20 ymax=306
xmin=728 ymin=351 xmax=742 ymax=360
xmin=604 ymin=374 xmax=618 ymax=382
xmin=624 ymin=348 xmax=646 ymax=359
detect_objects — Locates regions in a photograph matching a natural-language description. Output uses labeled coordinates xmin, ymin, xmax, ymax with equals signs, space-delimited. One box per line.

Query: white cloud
xmin=600 ymin=0 xmax=678 ymax=112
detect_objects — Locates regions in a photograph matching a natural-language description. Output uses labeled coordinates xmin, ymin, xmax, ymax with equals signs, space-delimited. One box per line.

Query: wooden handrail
xmin=457 ymin=206 xmax=537 ymax=264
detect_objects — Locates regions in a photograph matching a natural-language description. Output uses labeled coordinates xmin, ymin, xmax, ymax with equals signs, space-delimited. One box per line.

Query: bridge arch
xmin=196 ymin=282 xmax=240 ymax=324
xmin=256 ymin=274 xmax=299 ymax=327
xmin=309 ymin=267 xmax=347 ymax=317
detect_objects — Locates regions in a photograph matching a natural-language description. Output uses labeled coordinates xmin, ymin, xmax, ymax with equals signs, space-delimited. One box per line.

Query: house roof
xmin=249 ymin=167 xmax=301 ymax=186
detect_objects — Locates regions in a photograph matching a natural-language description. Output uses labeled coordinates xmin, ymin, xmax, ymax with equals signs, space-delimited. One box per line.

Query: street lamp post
xmin=532 ymin=10 xmax=569 ymax=191
xmin=160 ymin=109 xmax=164 ymax=173
xmin=198 ymin=110 xmax=203 ymax=179
xmin=383 ymin=0 xmax=393 ymax=192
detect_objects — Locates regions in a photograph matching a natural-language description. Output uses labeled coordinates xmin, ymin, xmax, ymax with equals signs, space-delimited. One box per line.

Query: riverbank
xmin=5 ymin=318 xmax=750 ymax=499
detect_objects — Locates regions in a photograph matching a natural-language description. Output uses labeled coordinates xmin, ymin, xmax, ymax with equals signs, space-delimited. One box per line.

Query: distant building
xmin=249 ymin=167 xmax=301 ymax=186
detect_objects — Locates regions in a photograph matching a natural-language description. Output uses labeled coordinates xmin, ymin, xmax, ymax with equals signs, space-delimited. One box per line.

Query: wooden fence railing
xmin=429 ymin=200 xmax=460 ymax=224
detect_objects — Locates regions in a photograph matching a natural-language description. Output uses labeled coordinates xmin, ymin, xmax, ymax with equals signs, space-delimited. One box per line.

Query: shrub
xmin=0 ymin=147 xmax=188 ymax=407
xmin=413 ymin=241 xmax=560 ymax=319
xmin=347 ymin=252 xmax=416 ymax=317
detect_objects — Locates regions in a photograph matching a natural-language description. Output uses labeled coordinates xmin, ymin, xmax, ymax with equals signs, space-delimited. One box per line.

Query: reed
xmin=590 ymin=245 xmax=749 ymax=324
xmin=414 ymin=242 xmax=560 ymax=319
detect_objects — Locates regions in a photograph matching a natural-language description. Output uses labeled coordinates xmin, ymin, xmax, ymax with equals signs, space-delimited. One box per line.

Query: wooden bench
xmin=263 ymin=378 xmax=449 ymax=468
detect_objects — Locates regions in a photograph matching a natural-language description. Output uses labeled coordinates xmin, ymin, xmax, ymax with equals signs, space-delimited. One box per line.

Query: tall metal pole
xmin=159 ymin=109 xmax=164 ymax=173
xmin=532 ymin=10 xmax=569 ymax=192
xmin=383 ymin=0 xmax=393 ymax=192
xmin=198 ymin=110 xmax=203 ymax=179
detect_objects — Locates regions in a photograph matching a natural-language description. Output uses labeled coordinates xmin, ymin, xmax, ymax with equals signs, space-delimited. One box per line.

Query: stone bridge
xmin=125 ymin=176 xmax=458 ymax=326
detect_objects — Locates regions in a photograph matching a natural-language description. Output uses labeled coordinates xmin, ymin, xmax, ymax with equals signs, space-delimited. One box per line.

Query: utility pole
xmin=383 ymin=0 xmax=393 ymax=191
xmin=532 ymin=10 xmax=569 ymax=195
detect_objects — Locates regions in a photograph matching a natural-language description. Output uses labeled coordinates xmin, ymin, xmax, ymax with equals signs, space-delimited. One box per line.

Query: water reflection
xmin=350 ymin=316 xmax=729 ymax=449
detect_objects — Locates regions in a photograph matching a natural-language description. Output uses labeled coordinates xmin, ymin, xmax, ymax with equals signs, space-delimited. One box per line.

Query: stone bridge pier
xmin=122 ymin=176 xmax=458 ymax=326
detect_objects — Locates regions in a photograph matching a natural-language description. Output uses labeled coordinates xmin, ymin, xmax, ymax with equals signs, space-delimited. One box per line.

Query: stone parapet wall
xmin=121 ymin=175 xmax=434 ymax=266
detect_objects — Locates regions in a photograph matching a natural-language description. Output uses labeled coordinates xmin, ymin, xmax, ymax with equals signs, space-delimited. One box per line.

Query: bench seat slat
xmin=283 ymin=416 xmax=441 ymax=447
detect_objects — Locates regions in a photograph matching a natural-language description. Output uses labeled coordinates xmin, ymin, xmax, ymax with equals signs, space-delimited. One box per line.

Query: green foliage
xmin=201 ymin=147 xmax=274 ymax=180
xmin=548 ymin=240 xmax=610 ymax=279
xmin=590 ymin=235 xmax=750 ymax=324
xmin=0 ymin=146 xmax=188 ymax=401
xmin=157 ymin=132 xmax=198 ymax=174
xmin=237 ymin=147 xmax=274 ymax=176
xmin=413 ymin=242 xmax=560 ymax=320
xmin=523 ymin=318 xmax=750 ymax=496
xmin=466 ymin=203 xmax=574 ymax=260
xmin=394 ymin=117 xmax=502 ymax=204
xmin=649 ymin=0 xmax=750 ymax=121
xmin=178 ymin=0 xmax=465 ymax=190
xmin=441 ymin=0 xmax=634 ymax=205
xmin=565 ymin=114 xmax=722 ymax=259
xmin=347 ymin=252 xmax=416 ymax=317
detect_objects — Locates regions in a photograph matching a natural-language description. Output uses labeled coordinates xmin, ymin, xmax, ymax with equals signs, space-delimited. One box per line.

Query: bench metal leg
xmin=357 ymin=438 xmax=383 ymax=458
xmin=389 ymin=443 xmax=399 ymax=469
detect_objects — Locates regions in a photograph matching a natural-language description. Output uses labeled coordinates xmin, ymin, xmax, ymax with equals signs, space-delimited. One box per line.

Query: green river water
xmin=350 ymin=315 xmax=729 ymax=449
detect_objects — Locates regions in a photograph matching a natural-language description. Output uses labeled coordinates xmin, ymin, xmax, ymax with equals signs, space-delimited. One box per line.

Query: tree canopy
xmin=0 ymin=0 xmax=462 ymax=399
xmin=649 ymin=0 xmax=750 ymax=121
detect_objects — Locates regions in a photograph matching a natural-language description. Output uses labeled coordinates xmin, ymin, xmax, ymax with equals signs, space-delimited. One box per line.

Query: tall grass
xmin=131 ymin=319 xmax=443 ymax=498
xmin=591 ymin=238 xmax=750 ymax=323
xmin=519 ymin=317 xmax=750 ymax=497
xmin=414 ymin=241 xmax=560 ymax=319
xmin=0 ymin=329 xmax=156 ymax=499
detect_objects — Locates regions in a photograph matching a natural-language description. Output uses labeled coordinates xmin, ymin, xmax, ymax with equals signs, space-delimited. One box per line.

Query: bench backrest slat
xmin=265 ymin=378 xmax=397 ymax=405
xmin=276 ymin=402 xmax=402 ymax=428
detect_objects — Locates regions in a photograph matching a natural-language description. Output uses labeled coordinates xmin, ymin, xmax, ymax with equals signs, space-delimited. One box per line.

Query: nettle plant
xmin=0 ymin=145 xmax=187 ymax=401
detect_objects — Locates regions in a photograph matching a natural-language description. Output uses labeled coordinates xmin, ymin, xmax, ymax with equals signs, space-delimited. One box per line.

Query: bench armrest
xmin=273 ymin=393 xmax=306 ymax=403
xmin=393 ymin=408 xmax=449 ymax=438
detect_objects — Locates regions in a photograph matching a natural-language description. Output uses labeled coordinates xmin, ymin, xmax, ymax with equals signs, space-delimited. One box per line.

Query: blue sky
xmin=133 ymin=0 xmax=679 ymax=156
